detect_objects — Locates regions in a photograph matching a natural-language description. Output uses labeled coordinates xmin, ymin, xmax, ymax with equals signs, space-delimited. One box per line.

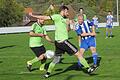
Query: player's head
xmin=108 ymin=11 xmax=111 ymax=15
xmin=59 ymin=6 xmax=69 ymax=18
xmin=78 ymin=15 xmax=84 ymax=24
xmin=37 ymin=18 xmax=44 ymax=25
xmin=79 ymin=8 xmax=84 ymax=14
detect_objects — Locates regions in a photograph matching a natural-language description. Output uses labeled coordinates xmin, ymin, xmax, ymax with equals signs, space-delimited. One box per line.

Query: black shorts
xmin=30 ymin=46 xmax=46 ymax=57
xmin=55 ymin=40 xmax=78 ymax=56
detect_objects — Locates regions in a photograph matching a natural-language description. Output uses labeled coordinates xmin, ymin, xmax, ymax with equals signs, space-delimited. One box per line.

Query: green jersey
xmin=51 ymin=14 xmax=69 ymax=41
xmin=29 ymin=22 xmax=47 ymax=47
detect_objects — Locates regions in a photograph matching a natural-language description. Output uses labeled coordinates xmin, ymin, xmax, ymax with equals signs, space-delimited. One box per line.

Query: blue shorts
xmin=106 ymin=25 xmax=112 ymax=28
xmin=80 ymin=37 xmax=96 ymax=50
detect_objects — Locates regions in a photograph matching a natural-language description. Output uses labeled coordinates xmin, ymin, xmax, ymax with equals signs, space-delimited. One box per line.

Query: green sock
xmin=47 ymin=62 xmax=56 ymax=73
xmin=40 ymin=63 xmax=45 ymax=71
xmin=39 ymin=58 xmax=47 ymax=71
xmin=27 ymin=57 xmax=39 ymax=64
xmin=79 ymin=58 xmax=89 ymax=68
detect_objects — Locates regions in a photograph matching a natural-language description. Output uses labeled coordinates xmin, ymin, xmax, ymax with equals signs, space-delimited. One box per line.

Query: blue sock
xmin=78 ymin=60 xmax=82 ymax=67
xmin=110 ymin=32 xmax=112 ymax=36
xmin=92 ymin=53 xmax=98 ymax=65
xmin=106 ymin=32 xmax=108 ymax=37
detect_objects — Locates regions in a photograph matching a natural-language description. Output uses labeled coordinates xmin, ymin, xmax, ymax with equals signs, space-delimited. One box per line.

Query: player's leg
xmin=27 ymin=57 xmax=39 ymax=71
xmin=44 ymin=41 xmax=64 ymax=78
xmin=38 ymin=46 xmax=47 ymax=71
xmin=76 ymin=48 xmax=89 ymax=68
xmin=89 ymin=37 xmax=99 ymax=71
xmin=106 ymin=27 xmax=109 ymax=38
xmin=44 ymin=55 xmax=61 ymax=78
xmin=27 ymin=47 xmax=40 ymax=71
xmin=27 ymin=46 xmax=46 ymax=71
xmin=39 ymin=54 xmax=47 ymax=71
xmin=63 ymin=40 xmax=91 ymax=72
xmin=77 ymin=39 xmax=88 ymax=68
xmin=109 ymin=27 xmax=112 ymax=38
xmin=90 ymin=47 xmax=98 ymax=66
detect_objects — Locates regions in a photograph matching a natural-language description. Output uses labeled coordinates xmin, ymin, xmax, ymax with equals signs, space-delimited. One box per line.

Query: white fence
xmin=0 ymin=25 xmax=55 ymax=34
xmin=0 ymin=22 xmax=119 ymax=34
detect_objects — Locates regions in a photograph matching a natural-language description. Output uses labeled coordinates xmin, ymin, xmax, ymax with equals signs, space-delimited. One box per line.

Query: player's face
xmin=78 ymin=16 xmax=83 ymax=24
xmin=108 ymin=12 xmax=111 ymax=15
xmin=37 ymin=19 xmax=44 ymax=24
xmin=64 ymin=9 xmax=69 ymax=18
xmin=79 ymin=9 xmax=83 ymax=14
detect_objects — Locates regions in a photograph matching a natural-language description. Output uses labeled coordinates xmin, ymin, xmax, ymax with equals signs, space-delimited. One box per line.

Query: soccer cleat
xmin=89 ymin=65 xmax=98 ymax=73
xmin=44 ymin=72 xmax=50 ymax=78
xmin=87 ymin=67 xmax=93 ymax=74
xmin=27 ymin=62 xmax=32 ymax=72
xmin=105 ymin=37 xmax=108 ymax=39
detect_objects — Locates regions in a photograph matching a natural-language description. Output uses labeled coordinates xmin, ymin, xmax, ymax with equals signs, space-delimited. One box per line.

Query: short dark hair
xmin=79 ymin=8 xmax=84 ymax=11
xmin=59 ymin=6 xmax=69 ymax=11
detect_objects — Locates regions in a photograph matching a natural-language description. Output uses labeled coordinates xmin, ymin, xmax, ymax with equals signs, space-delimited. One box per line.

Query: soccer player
xmin=92 ymin=15 xmax=99 ymax=33
xmin=74 ymin=8 xmax=87 ymax=22
xmin=106 ymin=11 xmax=113 ymax=38
xmin=75 ymin=15 xmax=99 ymax=72
xmin=27 ymin=18 xmax=53 ymax=71
xmin=29 ymin=6 xmax=93 ymax=78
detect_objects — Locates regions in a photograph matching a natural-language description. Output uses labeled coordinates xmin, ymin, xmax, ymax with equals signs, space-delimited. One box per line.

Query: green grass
xmin=0 ymin=27 xmax=120 ymax=80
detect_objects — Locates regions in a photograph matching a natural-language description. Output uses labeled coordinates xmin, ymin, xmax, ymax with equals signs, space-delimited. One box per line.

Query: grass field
xmin=0 ymin=27 xmax=120 ymax=80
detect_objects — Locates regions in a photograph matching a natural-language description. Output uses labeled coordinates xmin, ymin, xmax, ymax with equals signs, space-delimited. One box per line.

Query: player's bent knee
xmin=52 ymin=56 xmax=61 ymax=64
xmin=38 ymin=54 xmax=45 ymax=60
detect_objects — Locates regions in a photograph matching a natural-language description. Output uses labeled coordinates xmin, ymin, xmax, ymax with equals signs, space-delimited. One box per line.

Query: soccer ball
xmin=45 ymin=50 xmax=55 ymax=59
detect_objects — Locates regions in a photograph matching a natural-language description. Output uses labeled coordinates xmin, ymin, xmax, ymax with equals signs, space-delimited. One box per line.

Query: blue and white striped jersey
xmin=75 ymin=20 xmax=94 ymax=40
xmin=92 ymin=17 xmax=98 ymax=25
xmin=106 ymin=15 xmax=113 ymax=26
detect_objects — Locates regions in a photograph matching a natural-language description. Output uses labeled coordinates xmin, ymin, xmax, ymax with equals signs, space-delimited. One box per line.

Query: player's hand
xmin=90 ymin=32 xmax=96 ymax=36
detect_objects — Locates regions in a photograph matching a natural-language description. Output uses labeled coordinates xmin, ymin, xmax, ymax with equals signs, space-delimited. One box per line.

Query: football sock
xmin=40 ymin=58 xmax=47 ymax=70
xmin=92 ymin=53 xmax=98 ymax=65
xmin=47 ymin=62 xmax=55 ymax=73
xmin=79 ymin=58 xmax=89 ymax=68
xmin=106 ymin=32 xmax=108 ymax=37
xmin=28 ymin=57 xmax=39 ymax=64
xmin=110 ymin=32 xmax=112 ymax=36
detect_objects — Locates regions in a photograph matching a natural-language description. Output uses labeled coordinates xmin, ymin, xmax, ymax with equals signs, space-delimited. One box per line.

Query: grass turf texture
xmin=0 ymin=27 xmax=120 ymax=80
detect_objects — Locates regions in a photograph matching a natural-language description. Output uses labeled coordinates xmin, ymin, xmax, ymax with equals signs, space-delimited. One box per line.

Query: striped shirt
xmin=106 ymin=15 xmax=113 ymax=26
xmin=92 ymin=17 xmax=98 ymax=25
xmin=75 ymin=20 xmax=94 ymax=40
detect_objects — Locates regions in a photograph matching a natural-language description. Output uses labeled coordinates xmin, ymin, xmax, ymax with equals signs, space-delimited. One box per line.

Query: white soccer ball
xmin=45 ymin=50 xmax=55 ymax=59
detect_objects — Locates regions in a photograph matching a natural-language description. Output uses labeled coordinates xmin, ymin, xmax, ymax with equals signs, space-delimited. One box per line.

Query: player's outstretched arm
xmin=29 ymin=31 xmax=46 ymax=37
xmin=44 ymin=35 xmax=54 ymax=43
xmin=29 ymin=13 xmax=51 ymax=20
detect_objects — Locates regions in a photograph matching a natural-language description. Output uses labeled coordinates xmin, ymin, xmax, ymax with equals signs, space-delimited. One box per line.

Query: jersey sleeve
xmin=75 ymin=23 xmax=82 ymax=36
xmin=50 ymin=14 xmax=59 ymax=21
xmin=30 ymin=23 xmax=37 ymax=32
xmin=42 ymin=26 xmax=47 ymax=35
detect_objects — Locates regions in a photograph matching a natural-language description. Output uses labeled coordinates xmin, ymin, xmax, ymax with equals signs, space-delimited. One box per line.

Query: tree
xmin=0 ymin=0 xmax=24 ymax=27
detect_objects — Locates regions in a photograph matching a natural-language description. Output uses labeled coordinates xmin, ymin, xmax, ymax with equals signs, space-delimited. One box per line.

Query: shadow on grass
xmin=49 ymin=56 xmax=101 ymax=78
xmin=0 ymin=61 xmax=3 ymax=63
xmin=27 ymin=56 xmax=101 ymax=78
xmin=0 ymin=45 xmax=16 ymax=49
